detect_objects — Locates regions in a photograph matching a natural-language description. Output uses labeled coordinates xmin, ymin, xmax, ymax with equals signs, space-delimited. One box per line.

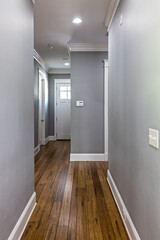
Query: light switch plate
xmin=149 ymin=128 xmax=159 ymax=149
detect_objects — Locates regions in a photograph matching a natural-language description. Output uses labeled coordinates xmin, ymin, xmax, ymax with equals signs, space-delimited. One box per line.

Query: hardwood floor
xmin=21 ymin=141 xmax=129 ymax=240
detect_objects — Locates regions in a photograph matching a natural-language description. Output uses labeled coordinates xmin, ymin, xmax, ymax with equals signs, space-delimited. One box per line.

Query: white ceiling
xmin=34 ymin=0 xmax=111 ymax=71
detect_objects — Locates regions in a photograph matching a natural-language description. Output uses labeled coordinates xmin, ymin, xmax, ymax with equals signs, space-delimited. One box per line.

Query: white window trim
xmin=60 ymin=86 xmax=71 ymax=100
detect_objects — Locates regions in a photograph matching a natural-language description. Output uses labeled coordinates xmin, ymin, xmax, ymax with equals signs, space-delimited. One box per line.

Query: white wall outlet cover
xmin=149 ymin=128 xmax=159 ymax=149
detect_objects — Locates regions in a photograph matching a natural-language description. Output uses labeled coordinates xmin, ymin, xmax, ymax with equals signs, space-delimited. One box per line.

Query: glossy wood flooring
xmin=21 ymin=141 xmax=129 ymax=240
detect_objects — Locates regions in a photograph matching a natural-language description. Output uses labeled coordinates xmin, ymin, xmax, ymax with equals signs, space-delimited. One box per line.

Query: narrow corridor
xmin=21 ymin=141 xmax=128 ymax=240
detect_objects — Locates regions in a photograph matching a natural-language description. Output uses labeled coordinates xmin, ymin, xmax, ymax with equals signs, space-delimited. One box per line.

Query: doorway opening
xmin=38 ymin=70 xmax=47 ymax=146
xmin=54 ymin=79 xmax=71 ymax=140
xmin=104 ymin=60 xmax=109 ymax=161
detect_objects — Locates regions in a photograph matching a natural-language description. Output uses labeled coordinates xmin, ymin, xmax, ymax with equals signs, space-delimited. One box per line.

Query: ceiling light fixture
xmin=64 ymin=63 xmax=70 ymax=66
xmin=48 ymin=43 xmax=54 ymax=50
xmin=72 ymin=17 xmax=82 ymax=24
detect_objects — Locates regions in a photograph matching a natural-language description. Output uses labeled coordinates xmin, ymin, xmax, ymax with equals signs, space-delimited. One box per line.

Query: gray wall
xmin=34 ymin=59 xmax=49 ymax=147
xmin=109 ymin=0 xmax=160 ymax=239
xmin=71 ymin=52 xmax=107 ymax=153
xmin=0 ymin=1 xmax=34 ymax=239
xmin=48 ymin=74 xmax=71 ymax=136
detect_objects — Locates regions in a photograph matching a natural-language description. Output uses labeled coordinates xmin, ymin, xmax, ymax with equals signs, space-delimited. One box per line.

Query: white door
xmin=39 ymin=71 xmax=45 ymax=145
xmin=56 ymin=83 xmax=71 ymax=139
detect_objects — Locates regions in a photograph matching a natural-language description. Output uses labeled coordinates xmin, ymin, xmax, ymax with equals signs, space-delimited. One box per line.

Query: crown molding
xmin=48 ymin=68 xmax=71 ymax=74
xmin=105 ymin=0 xmax=121 ymax=31
xmin=68 ymin=43 xmax=108 ymax=52
xmin=33 ymin=49 xmax=49 ymax=72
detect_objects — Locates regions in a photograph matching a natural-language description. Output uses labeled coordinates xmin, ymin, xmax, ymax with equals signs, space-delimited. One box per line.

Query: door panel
xmin=56 ymin=83 xmax=71 ymax=139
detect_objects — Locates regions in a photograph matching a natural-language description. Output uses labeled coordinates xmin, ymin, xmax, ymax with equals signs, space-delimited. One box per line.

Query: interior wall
xmin=71 ymin=52 xmax=107 ymax=153
xmin=48 ymin=74 xmax=71 ymax=136
xmin=109 ymin=0 xmax=160 ymax=239
xmin=0 ymin=1 xmax=34 ymax=239
xmin=34 ymin=59 xmax=49 ymax=147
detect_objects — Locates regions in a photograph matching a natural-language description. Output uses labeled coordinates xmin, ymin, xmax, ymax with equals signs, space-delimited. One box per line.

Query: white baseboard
xmin=34 ymin=145 xmax=40 ymax=156
xmin=45 ymin=136 xmax=50 ymax=145
xmin=107 ymin=170 xmax=141 ymax=240
xmin=8 ymin=192 xmax=37 ymax=240
xmin=70 ymin=153 xmax=107 ymax=162
xmin=35 ymin=137 xmax=56 ymax=155
xmin=49 ymin=136 xmax=56 ymax=141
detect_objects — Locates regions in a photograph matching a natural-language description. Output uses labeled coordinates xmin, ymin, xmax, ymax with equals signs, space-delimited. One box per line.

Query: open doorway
xmin=54 ymin=79 xmax=71 ymax=140
xmin=104 ymin=60 xmax=109 ymax=161
xmin=38 ymin=70 xmax=46 ymax=146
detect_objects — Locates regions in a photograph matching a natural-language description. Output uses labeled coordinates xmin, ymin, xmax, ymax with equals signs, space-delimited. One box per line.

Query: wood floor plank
xmin=44 ymin=202 xmax=61 ymax=240
xmin=21 ymin=222 xmax=38 ymax=240
xmin=68 ymin=162 xmax=78 ymax=240
xmin=54 ymin=165 xmax=69 ymax=202
xmin=77 ymin=163 xmax=90 ymax=240
xmin=90 ymin=162 xmax=116 ymax=240
xmin=55 ymin=226 xmax=68 ymax=240
xmin=44 ymin=227 xmax=57 ymax=240
xmin=85 ymin=162 xmax=103 ymax=240
xmin=58 ymin=163 xmax=74 ymax=226
xmin=78 ymin=162 xmax=86 ymax=188
xmin=21 ymin=141 xmax=129 ymax=240
xmin=96 ymin=162 xmax=129 ymax=240
xmin=32 ymin=211 xmax=50 ymax=240
xmin=77 ymin=188 xmax=90 ymax=240
xmin=35 ymin=183 xmax=45 ymax=202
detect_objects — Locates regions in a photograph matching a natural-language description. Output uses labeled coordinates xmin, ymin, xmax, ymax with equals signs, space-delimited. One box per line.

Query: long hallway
xmin=21 ymin=141 xmax=128 ymax=240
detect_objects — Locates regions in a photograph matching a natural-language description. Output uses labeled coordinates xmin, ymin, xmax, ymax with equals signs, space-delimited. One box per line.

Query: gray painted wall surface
xmin=48 ymin=74 xmax=70 ymax=136
xmin=34 ymin=59 xmax=49 ymax=147
xmin=109 ymin=0 xmax=160 ymax=239
xmin=0 ymin=1 xmax=34 ymax=239
xmin=71 ymin=52 xmax=107 ymax=153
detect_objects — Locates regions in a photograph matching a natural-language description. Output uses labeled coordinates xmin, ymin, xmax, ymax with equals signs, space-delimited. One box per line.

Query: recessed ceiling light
xmin=72 ymin=17 xmax=82 ymax=24
xmin=48 ymin=43 xmax=54 ymax=50
xmin=64 ymin=63 xmax=70 ymax=66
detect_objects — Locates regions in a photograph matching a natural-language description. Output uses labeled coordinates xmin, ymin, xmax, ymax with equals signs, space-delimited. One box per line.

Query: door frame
xmin=54 ymin=79 xmax=71 ymax=140
xmin=39 ymin=70 xmax=46 ymax=145
xmin=103 ymin=60 xmax=109 ymax=161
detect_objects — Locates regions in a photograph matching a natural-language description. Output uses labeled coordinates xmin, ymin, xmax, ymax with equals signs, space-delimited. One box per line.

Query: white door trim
xmin=104 ymin=60 xmax=109 ymax=161
xmin=39 ymin=70 xmax=46 ymax=145
xmin=54 ymin=79 xmax=71 ymax=140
